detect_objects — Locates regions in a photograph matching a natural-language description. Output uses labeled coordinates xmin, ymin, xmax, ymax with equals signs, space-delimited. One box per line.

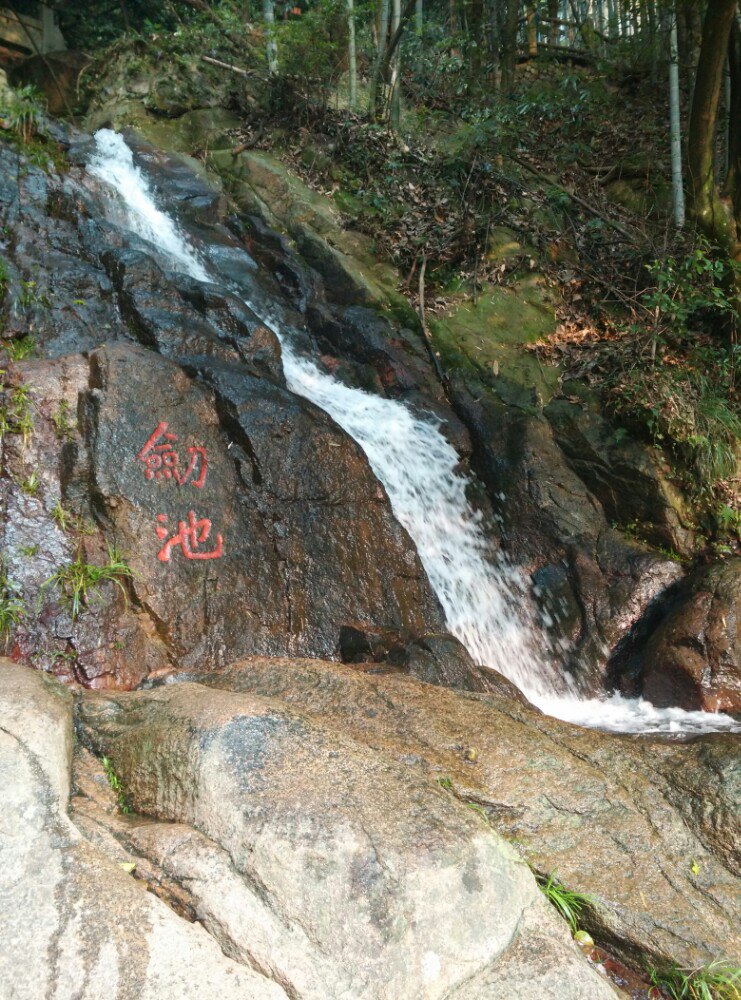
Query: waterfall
xmin=87 ymin=130 xmax=738 ymax=735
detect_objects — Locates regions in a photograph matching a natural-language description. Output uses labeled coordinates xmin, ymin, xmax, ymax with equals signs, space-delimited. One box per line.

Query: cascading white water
xmin=88 ymin=129 xmax=211 ymax=283
xmin=87 ymin=130 xmax=739 ymax=735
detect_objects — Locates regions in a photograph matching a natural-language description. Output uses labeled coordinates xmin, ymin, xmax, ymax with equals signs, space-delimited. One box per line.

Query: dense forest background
xmin=5 ymin=0 xmax=741 ymax=548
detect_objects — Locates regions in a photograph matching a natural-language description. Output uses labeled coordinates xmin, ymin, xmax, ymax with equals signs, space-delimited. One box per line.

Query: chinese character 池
xmin=137 ymin=421 xmax=208 ymax=488
xmin=155 ymin=512 xmax=224 ymax=562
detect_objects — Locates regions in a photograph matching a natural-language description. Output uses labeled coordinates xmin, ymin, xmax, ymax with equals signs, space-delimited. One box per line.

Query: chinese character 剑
xmin=137 ymin=421 xmax=208 ymax=488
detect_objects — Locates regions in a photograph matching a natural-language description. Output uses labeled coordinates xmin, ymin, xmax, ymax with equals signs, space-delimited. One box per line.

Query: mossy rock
xmin=604 ymin=175 xmax=672 ymax=218
xmin=486 ymin=226 xmax=523 ymax=262
xmin=209 ymin=148 xmax=418 ymax=325
xmin=430 ymin=276 xmax=560 ymax=405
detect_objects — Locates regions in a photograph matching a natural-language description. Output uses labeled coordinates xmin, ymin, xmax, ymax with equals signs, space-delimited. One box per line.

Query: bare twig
xmin=509 ymin=152 xmax=640 ymax=243
xmin=202 ymin=54 xmax=258 ymax=77
xmin=418 ymin=253 xmax=449 ymax=389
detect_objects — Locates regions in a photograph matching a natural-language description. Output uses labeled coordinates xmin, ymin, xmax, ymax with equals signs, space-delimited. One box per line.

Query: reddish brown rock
xmin=641 ymin=559 xmax=740 ymax=713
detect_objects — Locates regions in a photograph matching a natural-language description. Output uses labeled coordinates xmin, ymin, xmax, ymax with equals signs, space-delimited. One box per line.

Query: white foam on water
xmin=87 ymin=129 xmax=739 ymax=736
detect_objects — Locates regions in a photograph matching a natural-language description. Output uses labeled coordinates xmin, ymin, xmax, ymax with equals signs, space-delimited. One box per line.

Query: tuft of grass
xmin=4 ymin=335 xmax=37 ymax=361
xmin=51 ymin=499 xmax=69 ymax=532
xmin=0 ymin=562 xmax=23 ymax=638
xmin=536 ymin=872 xmax=595 ymax=934
xmin=18 ymin=471 xmax=40 ymax=496
xmin=0 ymin=382 xmax=34 ymax=444
xmin=101 ymin=756 xmax=132 ymax=814
xmin=0 ymin=84 xmax=42 ymax=144
xmin=650 ymin=960 xmax=741 ymax=1000
xmin=19 ymin=544 xmax=39 ymax=557
xmin=51 ymin=399 xmax=75 ymax=440
xmin=43 ymin=544 xmax=134 ymax=619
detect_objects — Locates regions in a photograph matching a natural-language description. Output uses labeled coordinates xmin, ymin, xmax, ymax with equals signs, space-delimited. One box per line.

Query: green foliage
xmin=43 ymin=545 xmax=134 ymax=619
xmin=0 ymin=85 xmax=42 ymax=144
xmin=272 ymin=0 xmax=349 ymax=102
xmin=0 ymin=561 xmax=23 ymax=639
xmin=102 ymin=755 xmax=132 ymax=814
xmin=536 ymin=872 xmax=594 ymax=934
xmin=604 ymin=242 xmax=740 ymax=508
xmin=0 ymin=382 xmax=34 ymax=444
xmin=649 ymin=960 xmax=741 ymax=1000
xmin=3 ymin=336 xmax=37 ymax=361
xmin=18 ymin=471 xmax=40 ymax=496
xmin=52 ymin=399 xmax=75 ymax=440
xmin=643 ymin=241 xmax=739 ymax=337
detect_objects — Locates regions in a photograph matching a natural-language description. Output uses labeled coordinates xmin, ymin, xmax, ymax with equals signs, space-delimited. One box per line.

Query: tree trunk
xmin=526 ymin=3 xmax=538 ymax=55
xmin=416 ymin=0 xmax=423 ymax=33
xmin=687 ymin=0 xmax=738 ymax=257
xmin=347 ymin=0 xmax=358 ymax=108
xmin=726 ymin=16 xmax=741 ymax=224
xmin=469 ymin=0 xmax=485 ymax=78
xmin=390 ymin=0 xmax=402 ymax=128
xmin=370 ymin=0 xmax=416 ymax=120
xmin=501 ymin=0 xmax=520 ymax=92
xmin=669 ymin=5 xmax=685 ymax=227
xmin=263 ymin=0 xmax=278 ymax=75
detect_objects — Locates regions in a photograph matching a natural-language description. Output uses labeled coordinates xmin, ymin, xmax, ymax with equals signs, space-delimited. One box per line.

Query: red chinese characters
xmin=137 ymin=421 xmax=208 ymax=488
xmin=138 ymin=420 xmax=225 ymax=563
xmin=155 ymin=512 xmax=224 ymax=562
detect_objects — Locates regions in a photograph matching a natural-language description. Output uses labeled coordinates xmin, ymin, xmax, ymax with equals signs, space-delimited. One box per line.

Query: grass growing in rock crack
xmin=649 ymin=960 xmax=741 ymax=1000
xmin=0 ymin=382 xmax=34 ymax=444
xmin=536 ymin=872 xmax=594 ymax=934
xmin=43 ymin=545 xmax=134 ymax=619
xmin=3 ymin=336 xmax=37 ymax=361
xmin=52 ymin=399 xmax=75 ymax=440
xmin=18 ymin=471 xmax=40 ymax=496
xmin=102 ymin=756 xmax=132 ymax=815
xmin=0 ymin=562 xmax=23 ymax=638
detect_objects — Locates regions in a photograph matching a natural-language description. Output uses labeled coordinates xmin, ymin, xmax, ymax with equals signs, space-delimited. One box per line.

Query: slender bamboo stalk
xmin=669 ymin=5 xmax=686 ymax=227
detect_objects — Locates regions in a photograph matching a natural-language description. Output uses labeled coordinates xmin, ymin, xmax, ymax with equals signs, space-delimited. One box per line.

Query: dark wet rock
xmin=450 ymin=375 xmax=684 ymax=693
xmin=338 ymin=625 xmax=519 ymax=696
xmin=0 ymin=356 xmax=169 ymax=688
xmin=176 ymin=655 xmax=741 ymax=972
xmin=639 ymin=559 xmax=741 ymax=713
xmin=1 ymin=338 xmax=442 ymax=685
xmin=74 ymin=669 xmax=618 ymax=1000
xmin=545 ymin=394 xmax=694 ymax=555
xmin=390 ymin=633 xmax=529 ymax=699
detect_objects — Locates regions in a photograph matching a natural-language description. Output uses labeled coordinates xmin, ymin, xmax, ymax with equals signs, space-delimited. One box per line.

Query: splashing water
xmin=87 ymin=129 xmax=211 ymax=283
xmin=87 ymin=130 xmax=739 ymax=736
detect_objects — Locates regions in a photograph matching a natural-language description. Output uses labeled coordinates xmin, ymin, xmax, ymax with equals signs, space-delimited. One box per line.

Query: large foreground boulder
xmin=171 ymin=656 xmax=740 ymax=971
xmin=0 ymin=661 xmax=616 ymax=1000
xmin=0 ymin=662 xmax=287 ymax=1000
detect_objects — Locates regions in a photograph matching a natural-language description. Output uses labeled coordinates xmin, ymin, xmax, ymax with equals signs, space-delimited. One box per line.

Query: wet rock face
xmin=0 ymin=137 xmax=442 ymax=687
xmin=449 ymin=376 xmax=685 ymax=694
xmin=1 ymin=340 xmax=441 ymax=685
xmin=639 ymin=559 xmax=741 ymax=712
